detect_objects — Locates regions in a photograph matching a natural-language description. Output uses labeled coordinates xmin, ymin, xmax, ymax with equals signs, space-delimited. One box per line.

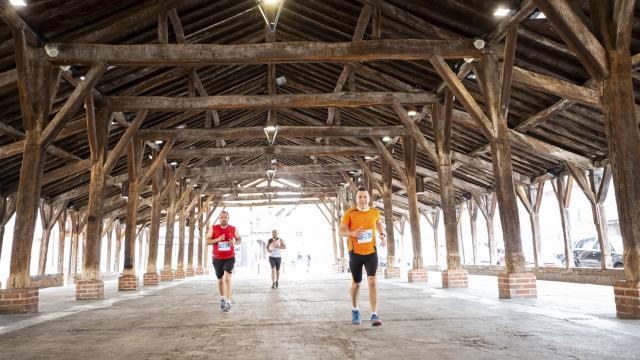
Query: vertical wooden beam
xmin=197 ymin=199 xmax=205 ymax=274
xmin=105 ymin=218 xmax=113 ymax=272
xmin=402 ymin=135 xmax=424 ymax=273
xmin=121 ymin=140 xmax=143 ymax=280
xmin=516 ymin=181 xmax=545 ymax=268
xmin=481 ymin=46 xmax=526 ymax=274
xmin=162 ymin=173 xmax=177 ymax=279
xmin=83 ymin=106 xmax=110 ymax=281
xmin=56 ymin=209 xmax=67 ymax=274
xmin=146 ymin=151 xmax=163 ymax=276
xmin=37 ymin=202 xmax=53 ymax=275
xmin=474 ymin=193 xmax=497 ymax=265
xmin=176 ymin=181 xmax=186 ymax=278
xmin=381 ymin=151 xmax=399 ymax=278
xmin=423 ymin=209 xmax=441 ymax=266
xmin=330 ymin=201 xmax=338 ymax=263
xmin=187 ymin=194 xmax=196 ymax=275
xmin=591 ymin=166 xmax=613 ymax=269
xmin=114 ymin=220 xmax=123 ymax=272
xmin=0 ymin=196 xmax=16 ymax=261
xmin=552 ymin=175 xmax=574 ymax=269
xmin=6 ymin=29 xmax=56 ymax=289
xmin=467 ymin=199 xmax=479 ymax=265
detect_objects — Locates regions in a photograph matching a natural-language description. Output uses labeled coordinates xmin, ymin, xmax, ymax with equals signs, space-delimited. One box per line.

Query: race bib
xmin=357 ymin=230 xmax=373 ymax=244
xmin=218 ymin=241 xmax=231 ymax=251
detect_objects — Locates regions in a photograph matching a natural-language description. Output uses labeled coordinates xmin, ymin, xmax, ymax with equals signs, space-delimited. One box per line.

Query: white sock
xmin=371 ymin=312 xmax=378 ymax=316
xmin=353 ymin=307 xmax=359 ymax=312
xmin=221 ymin=296 xmax=226 ymax=301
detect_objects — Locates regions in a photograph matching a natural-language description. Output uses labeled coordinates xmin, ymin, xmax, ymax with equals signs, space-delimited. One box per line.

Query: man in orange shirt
xmin=339 ymin=187 xmax=386 ymax=326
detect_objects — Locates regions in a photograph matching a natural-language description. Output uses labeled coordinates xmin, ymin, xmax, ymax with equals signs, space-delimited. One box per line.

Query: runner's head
xmin=219 ymin=210 xmax=229 ymax=226
xmin=272 ymin=229 xmax=278 ymax=238
xmin=356 ymin=187 xmax=370 ymax=210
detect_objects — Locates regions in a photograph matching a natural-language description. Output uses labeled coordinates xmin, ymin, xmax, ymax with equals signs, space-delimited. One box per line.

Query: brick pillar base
xmin=76 ymin=280 xmax=104 ymax=300
xmin=175 ymin=268 xmax=186 ymax=279
xmin=186 ymin=268 xmax=195 ymax=277
xmin=118 ymin=275 xmax=138 ymax=291
xmin=408 ymin=268 xmax=428 ymax=283
xmin=196 ymin=267 xmax=204 ymax=275
xmin=498 ymin=272 xmax=537 ymax=299
xmin=160 ymin=270 xmax=174 ymax=282
xmin=614 ymin=280 xmax=640 ymax=319
xmin=442 ymin=269 xmax=469 ymax=288
xmin=143 ymin=272 xmax=159 ymax=286
xmin=384 ymin=266 xmax=401 ymax=279
xmin=0 ymin=288 xmax=38 ymax=314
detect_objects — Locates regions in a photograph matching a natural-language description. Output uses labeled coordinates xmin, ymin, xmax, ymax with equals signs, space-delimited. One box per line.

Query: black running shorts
xmin=349 ymin=251 xmax=378 ymax=283
xmin=212 ymin=257 xmax=235 ymax=279
xmin=269 ymin=256 xmax=282 ymax=271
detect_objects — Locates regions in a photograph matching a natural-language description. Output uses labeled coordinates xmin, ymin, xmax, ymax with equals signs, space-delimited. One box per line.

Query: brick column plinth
xmin=498 ymin=272 xmax=537 ymax=299
xmin=407 ymin=268 xmax=428 ymax=283
xmin=0 ymin=288 xmax=38 ymax=314
xmin=442 ymin=269 xmax=469 ymax=288
xmin=384 ymin=266 xmax=401 ymax=279
xmin=75 ymin=280 xmax=104 ymax=300
xmin=143 ymin=272 xmax=159 ymax=286
xmin=160 ymin=269 xmax=174 ymax=281
xmin=175 ymin=268 xmax=186 ymax=279
xmin=614 ymin=280 xmax=640 ymax=319
xmin=118 ymin=275 xmax=138 ymax=291
xmin=186 ymin=268 xmax=195 ymax=277
xmin=196 ymin=267 xmax=204 ymax=275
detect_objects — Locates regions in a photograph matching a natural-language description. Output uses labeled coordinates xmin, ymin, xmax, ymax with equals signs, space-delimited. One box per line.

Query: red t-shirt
xmin=212 ymin=224 xmax=237 ymax=259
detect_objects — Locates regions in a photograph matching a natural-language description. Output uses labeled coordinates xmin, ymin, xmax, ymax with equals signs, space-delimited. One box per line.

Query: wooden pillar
xmin=552 ymin=175 xmax=574 ymax=269
xmin=433 ymin=94 xmax=467 ymax=288
xmin=467 ymin=199 xmax=479 ymax=265
xmin=423 ymin=209 xmax=440 ymax=267
xmin=474 ymin=192 xmax=497 ymax=267
xmin=56 ymin=209 xmax=66 ymax=274
xmin=105 ymin=220 xmax=113 ymax=272
xmin=381 ymin=152 xmax=399 ymax=278
xmin=196 ymin=199 xmax=205 ymax=275
xmin=403 ymin=135 xmax=427 ymax=282
xmin=80 ymin=105 xmax=110 ymax=298
xmin=175 ymin=181 xmax=186 ymax=278
xmin=568 ymin=164 xmax=614 ymax=269
xmin=330 ymin=201 xmax=338 ymax=265
xmin=161 ymin=173 xmax=176 ymax=281
xmin=118 ymin=140 xmax=143 ymax=291
xmin=114 ymin=220 xmax=123 ymax=272
xmin=36 ymin=203 xmax=53 ymax=275
xmin=69 ymin=211 xmax=82 ymax=279
xmin=144 ymin=156 xmax=163 ymax=285
xmin=457 ymin=206 xmax=466 ymax=265
xmin=5 ymin=31 xmax=57 ymax=293
xmin=186 ymin=195 xmax=196 ymax=277
xmin=516 ymin=181 xmax=545 ymax=268
xmin=335 ymin=197 xmax=345 ymax=271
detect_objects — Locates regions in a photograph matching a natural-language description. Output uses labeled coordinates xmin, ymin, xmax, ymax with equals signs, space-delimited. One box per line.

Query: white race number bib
xmin=218 ymin=241 xmax=231 ymax=251
xmin=357 ymin=230 xmax=373 ymax=244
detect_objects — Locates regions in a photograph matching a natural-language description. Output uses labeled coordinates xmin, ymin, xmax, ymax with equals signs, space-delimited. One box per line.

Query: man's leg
xmin=350 ymin=280 xmax=361 ymax=308
xmin=223 ymin=271 xmax=232 ymax=301
xmin=367 ymin=276 xmax=377 ymax=313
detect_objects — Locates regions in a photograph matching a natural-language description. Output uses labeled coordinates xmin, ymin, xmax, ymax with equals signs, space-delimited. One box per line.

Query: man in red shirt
xmin=206 ymin=211 xmax=241 ymax=312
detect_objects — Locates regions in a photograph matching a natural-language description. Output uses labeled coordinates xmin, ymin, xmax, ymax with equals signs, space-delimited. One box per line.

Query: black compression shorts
xmin=349 ymin=251 xmax=378 ymax=283
xmin=269 ymin=256 xmax=282 ymax=270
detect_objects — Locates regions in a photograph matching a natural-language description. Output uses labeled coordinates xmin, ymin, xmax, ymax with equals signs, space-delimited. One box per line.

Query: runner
xmin=206 ymin=210 xmax=241 ymax=312
xmin=266 ymin=229 xmax=286 ymax=289
xmin=339 ymin=187 xmax=386 ymax=326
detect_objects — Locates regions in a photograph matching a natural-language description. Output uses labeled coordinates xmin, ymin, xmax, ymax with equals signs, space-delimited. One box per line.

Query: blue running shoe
xmin=352 ymin=309 xmax=362 ymax=325
xmin=220 ymin=298 xmax=226 ymax=311
xmin=371 ymin=313 xmax=382 ymax=326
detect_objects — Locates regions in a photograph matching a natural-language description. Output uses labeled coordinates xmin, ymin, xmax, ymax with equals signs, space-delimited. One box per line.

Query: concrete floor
xmin=1 ymin=269 xmax=639 ymax=360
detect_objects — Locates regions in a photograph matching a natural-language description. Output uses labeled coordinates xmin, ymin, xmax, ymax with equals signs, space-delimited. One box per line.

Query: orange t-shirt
xmin=341 ymin=207 xmax=380 ymax=255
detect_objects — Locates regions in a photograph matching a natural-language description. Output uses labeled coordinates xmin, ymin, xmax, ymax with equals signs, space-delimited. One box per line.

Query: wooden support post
xmin=118 ymin=140 xmax=143 ymax=291
xmin=381 ymin=152 xmax=399 ymax=279
xmin=433 ymin=93 xmax=467 ymax=287
xmin=186 ymin=195 xmax=196 ymax=277
xmin=466 ymin=199 xmax=479 ymax=265
xmin=144 ymin=152 xmax=163 ymax=285
xmin=161 ymin=172 xmax=176 ymax=281
xmin=551 ymin=175 xmax=574 ymax=269
xmin=175 ymin=181 xmax=187 ymax=279
xmin=196 ymin=199 xmax=205 ymax=275
xmin=330 ymin=201 xmax=338 ymax=265
xmin=6 ymin=30 xmax=58 ymax=294
xmin=56 ymin=209 xmax=66 ymax=274
xmin=423 ymin=209 xmax=441 ymax=267
xmin=335 ymin=197 xmax=345 ymax=271
xmin=516 ymin=181 xmax=545 ymax=268
xmin=474 ymin=193 xmax=497 ymax=265
xmin=402 ymin=135 xmax=427 ymax=282
xmin=105 ymin=219 xmax=113 ymax=272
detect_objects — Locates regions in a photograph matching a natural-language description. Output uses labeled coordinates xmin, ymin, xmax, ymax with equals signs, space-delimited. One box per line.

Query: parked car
xmin=556 ymin=237 xmax=624 ymax=268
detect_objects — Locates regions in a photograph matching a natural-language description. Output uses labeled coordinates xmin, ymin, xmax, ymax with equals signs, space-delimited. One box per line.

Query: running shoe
xmin=223 ymin=301 xmax=231 ymax=312
xmin=275 ymin=281 xmax=279 ymax=289
xmin=351 ymin=309 xmax=362 ymax=325
xmin=220 ymin=298 xmax=226 ymax=310
xmin=271 ymin=282 xmax=276 ymax=289
xmin=371 ymin=313 xmax=382 ymax=326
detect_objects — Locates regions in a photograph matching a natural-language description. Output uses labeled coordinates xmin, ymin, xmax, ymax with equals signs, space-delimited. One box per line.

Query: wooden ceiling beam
xmin=169 ymin=145 xmax=378 ymax=158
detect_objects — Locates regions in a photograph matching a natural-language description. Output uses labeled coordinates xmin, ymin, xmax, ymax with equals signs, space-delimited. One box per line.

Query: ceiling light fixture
xmin=154 ymin=140 xmax=163 ymax=145
xmin=382 ymin=136 xmax=392 ymax=143
xmin=529 ymin=11 xmax=546 ymax=19
xmin=407 ymin=108 xmax=418 ymax=117
xmin=256 ymin=0 xmax=285 ymax=32
xmin=493 ymin=7 xmax=512 ymax=17
xmin=10 ymin=0 xmax=27 ymax=7
xmin=266 ymin=168 xmax=277 ymax=182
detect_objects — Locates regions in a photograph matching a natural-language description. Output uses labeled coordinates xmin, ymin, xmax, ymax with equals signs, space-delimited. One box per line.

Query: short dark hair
xmin=220 ymin=210 xmax=229 ymax=216
xmin=357 ymin=186 xmax=367 ymax=192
